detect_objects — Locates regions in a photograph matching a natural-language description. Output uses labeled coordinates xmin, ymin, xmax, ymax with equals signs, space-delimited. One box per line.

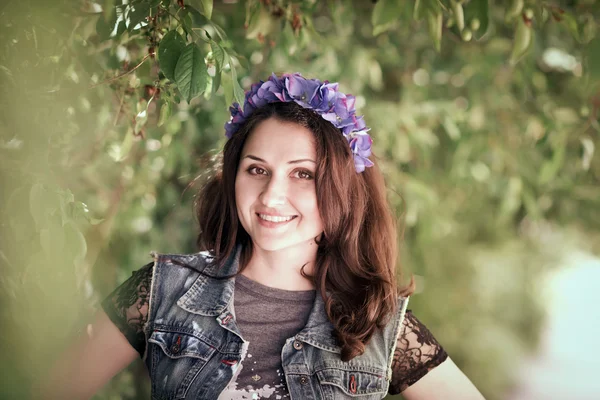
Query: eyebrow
xmin=243 ymin=154 xmax=316 ymax=164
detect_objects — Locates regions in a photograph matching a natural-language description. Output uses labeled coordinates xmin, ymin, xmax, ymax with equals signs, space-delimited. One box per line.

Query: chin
xmin=253 ymin=239 xmax=293 ymax=253
xmin=252 ymin=236 xmax=312 ymax=253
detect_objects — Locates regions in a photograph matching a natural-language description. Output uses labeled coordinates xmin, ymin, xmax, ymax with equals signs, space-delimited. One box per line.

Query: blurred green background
xmin=1 ymin=0 xmax=599 ymax=399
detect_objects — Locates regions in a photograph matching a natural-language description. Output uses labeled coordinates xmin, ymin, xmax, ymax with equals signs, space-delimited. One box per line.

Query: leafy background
xmin=1 ymin=0 xmax=599 ymax=399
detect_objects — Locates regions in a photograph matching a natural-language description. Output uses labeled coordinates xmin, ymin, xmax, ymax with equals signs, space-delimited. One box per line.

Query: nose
xmin=260 ymin=174 xmax=287 ymax=207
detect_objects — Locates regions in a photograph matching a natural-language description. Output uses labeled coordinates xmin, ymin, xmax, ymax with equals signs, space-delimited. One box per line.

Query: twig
xmin=89 ymin=53 xmax=152 ymax=89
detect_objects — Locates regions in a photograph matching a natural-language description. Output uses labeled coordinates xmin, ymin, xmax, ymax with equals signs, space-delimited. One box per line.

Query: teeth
xmin=259 ymin=214 xmax=294 ymax=223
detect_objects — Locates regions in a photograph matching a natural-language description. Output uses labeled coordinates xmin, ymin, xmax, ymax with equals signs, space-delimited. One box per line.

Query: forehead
xmin=241 ymin=118 xmax=317 ymax=161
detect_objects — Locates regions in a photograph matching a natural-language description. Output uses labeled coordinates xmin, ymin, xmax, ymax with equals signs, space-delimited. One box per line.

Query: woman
xmin=40 ymin=73 xmax=484 ymax=399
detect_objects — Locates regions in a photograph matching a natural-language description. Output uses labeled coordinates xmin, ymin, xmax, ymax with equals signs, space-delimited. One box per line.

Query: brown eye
xmin=295 ymin=169 xmax=314 ymax=180
xmin=248 ymin=166 xmax=267 ymax=175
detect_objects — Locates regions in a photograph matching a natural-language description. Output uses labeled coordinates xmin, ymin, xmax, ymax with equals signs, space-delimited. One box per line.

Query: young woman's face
xmin=235 ymin=118 xmax=323 ymax=253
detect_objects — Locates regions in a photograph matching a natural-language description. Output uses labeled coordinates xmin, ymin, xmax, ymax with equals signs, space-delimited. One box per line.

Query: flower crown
xmin=224 ymin=73 xmax=373 ymax=173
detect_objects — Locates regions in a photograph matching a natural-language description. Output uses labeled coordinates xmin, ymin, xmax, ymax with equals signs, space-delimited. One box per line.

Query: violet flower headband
xmin=224 ymin=73 xmax=374 ymax=173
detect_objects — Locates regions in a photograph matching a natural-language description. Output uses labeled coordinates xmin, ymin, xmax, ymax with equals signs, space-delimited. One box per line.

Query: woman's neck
xmin=241 ymin=243 xmax=317 ymax=291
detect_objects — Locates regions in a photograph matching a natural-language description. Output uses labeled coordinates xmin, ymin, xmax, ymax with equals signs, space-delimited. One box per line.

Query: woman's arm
xmin=401 ymin=357 xmax=485 ymax=400
xmin=34 ymin=310 xmax=139 ymax=400
xmin=389 ymin=310 xmax=485 ymax=399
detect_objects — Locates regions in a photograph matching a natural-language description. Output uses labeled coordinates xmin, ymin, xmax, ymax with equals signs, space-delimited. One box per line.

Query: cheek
xmin=294 ymin=186 xmax=321 ymax=220
xmin=235 ymin=176 xmax=258 ymax=210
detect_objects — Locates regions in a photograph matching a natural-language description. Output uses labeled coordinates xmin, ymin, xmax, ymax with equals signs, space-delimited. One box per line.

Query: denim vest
xmin=143 ymin=247 xmax=409 ymax=399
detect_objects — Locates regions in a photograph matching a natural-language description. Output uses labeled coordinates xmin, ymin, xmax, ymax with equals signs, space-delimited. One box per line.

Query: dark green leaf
xmin=174 ymin=44 xmax=209 ymax=103
xmin=127 ymin=2 xmax=150 ymax=31
xmin=463 ymin=0 xmax=489 ymax=40
xmin=96 ymin=12 xmax=117 ymax=40
xmin=159 ymin=30 xmax=186 ymax=82
xmin=116 ymin=20 xmax=127 ymax=36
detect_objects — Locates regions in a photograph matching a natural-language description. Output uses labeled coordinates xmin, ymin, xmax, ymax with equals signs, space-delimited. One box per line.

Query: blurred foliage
xmin=1 ymin=0 xmax=600 ymax=399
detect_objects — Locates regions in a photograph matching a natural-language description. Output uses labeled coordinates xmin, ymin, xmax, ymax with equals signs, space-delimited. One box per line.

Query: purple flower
xmin=224 ymin=72 xmax=374 ymax=173
xmin=349 ymin=133 xmax=374 ymax=173
xmin=284 ymin=73 xmax=321 ymax=109
xmin=311 ymin=82 xmax=338 ymax=112
xmin=348 ymin=132 xmax=373 ymax=158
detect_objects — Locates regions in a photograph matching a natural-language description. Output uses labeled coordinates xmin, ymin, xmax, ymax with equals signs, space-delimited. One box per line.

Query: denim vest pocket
xmin=148 ymin=330 xmax=217 ymax=399
xmin=316 ymin=368 xmax=387 ymax=399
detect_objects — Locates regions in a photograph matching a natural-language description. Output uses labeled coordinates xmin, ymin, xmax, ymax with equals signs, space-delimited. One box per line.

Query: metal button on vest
xmin=299 ymin=376 xmax=309 ymax=385
xmin=293 ymin=340 xmax=303 ymax=350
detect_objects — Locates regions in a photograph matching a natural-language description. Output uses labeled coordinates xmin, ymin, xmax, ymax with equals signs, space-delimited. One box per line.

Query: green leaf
xmin=194 ymin=0 xmax=213 ymax=19
xmin=212 ymin=69 xmax=222 ymax=95
xmin=414 ymin=0 xmax=438 ymax=20
xmin=103 ymin=0 xmax=116 ymax=22
xmin=372 ymin=0 xmax=399 ymax=36
xmin=159 ymin=30 xmax=186 ymax=82
xmin=175 ymin=44 xmax=209 ymax=103
xmin=587 ymin=37 xmax=600 ymax=81
xmin=505 ymin=0 xmax=524 ymax=22
xmin=96 ymin=12 xmax=117 ymax=40
xmin=158 ymin=101 xmax=172 ymax=127
xmin=183 ymin=5 xmax=209 ymax=27
xmin=116 ymin=20 xmax=127 ymax=36
xmin=211 ymin=41 xmax=225 ymax=72
xmin=509 ymin=17 xmax=533 ymax=65
xmin=450 ymin=0 xmax=465 ymax=31
xmin=463 ymin=0 xmax=489 ymax=40
xmin=246 ymin=6 xmax=275 ymax=40
xmin=221 ymin=71 xmax=233 ymax=107
xmin=427 ymin=10 xmax=443 ymax=52
xmin=127 ymin=2 xmax=150 ymax=31
xmin=231 ymin=66 xmax=245 ymax=106
xmin=558 ymin=10 xmax=583 ymax=43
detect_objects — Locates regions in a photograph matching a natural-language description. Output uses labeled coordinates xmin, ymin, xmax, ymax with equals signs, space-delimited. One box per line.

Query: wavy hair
xmin=195 ymin=102 xmax=414 ymax=361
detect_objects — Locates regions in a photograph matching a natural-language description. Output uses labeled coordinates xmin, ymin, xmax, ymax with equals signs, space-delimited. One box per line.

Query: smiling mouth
xmin=256 ymin=213 xmax=297 ymax=223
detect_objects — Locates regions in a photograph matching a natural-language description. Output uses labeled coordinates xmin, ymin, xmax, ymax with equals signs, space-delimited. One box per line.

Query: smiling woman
xmin=39 ymin=73 xmax=485 ymax=400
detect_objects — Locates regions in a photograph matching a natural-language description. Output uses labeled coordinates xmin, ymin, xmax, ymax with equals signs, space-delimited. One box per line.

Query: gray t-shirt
xmin=219 ymin=274 xmax=315 ymax=399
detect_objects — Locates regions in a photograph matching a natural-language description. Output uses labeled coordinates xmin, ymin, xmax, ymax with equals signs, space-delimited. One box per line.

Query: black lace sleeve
xmin=388 ymin=310 xmax=449 ymax=394
xmin=101 ymin=262 xmax=154 ymax=357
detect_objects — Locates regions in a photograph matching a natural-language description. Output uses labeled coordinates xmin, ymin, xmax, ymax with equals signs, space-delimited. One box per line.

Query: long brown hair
xmin=195 ymin=102 xmax=414 ymax=361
